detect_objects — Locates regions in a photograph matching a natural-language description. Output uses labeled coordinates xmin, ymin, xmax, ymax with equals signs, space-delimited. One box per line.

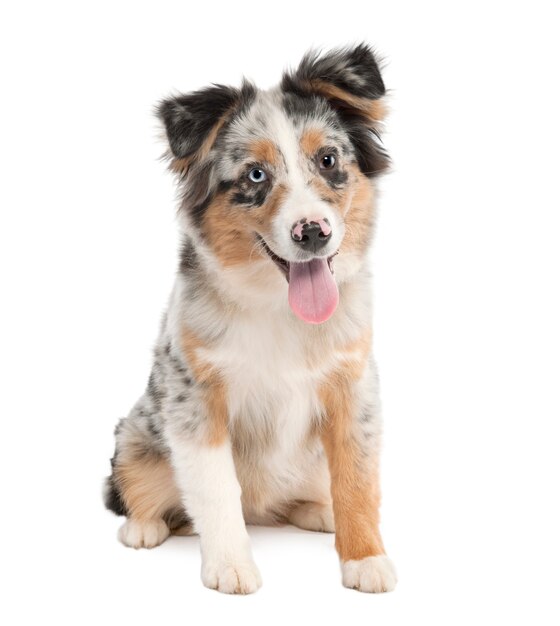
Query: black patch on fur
xmin=218 ymin=179 xmax=235 ymax=193
xmin=232 ymin=183 xmax=269 ymax=207
xmin=146 ymin=372 xmax=164 ymax=411
xmin=169 ymin=353 xmax=187 ymax=375
xmin=158 ymin=81 xmax=257 ymax=159
xmin=113 ymin=418 xmax=124 ymax=438
xmin=282 ymin=91 xmax=333 ymax=122
xmin=179 ymin=237 xmax=199 ymax=274
xmin=163 ymin=507 xmax=193 ymax=532
xmin=104 ymin=475 xmax=127 ymax=517
xmin=191 ymin=196 xmax=213 ymax=228
xmin=342 ymin=115 xmax=389 ymax=176
xmin=319 ymin=159 xmax=349 ymax=188
xmin=230 ymin=147 xmax=245 ymax=162
xmin=147 ymin=418 xmax=162 ymax=438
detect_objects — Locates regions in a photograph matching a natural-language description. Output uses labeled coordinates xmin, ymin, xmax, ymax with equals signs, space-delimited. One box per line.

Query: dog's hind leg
xmin=288 ymin=501 xmax=335 ymax=533
xmin=105 ymin=410 xmax=191 ymax=549
xmin=111 ymin=452 xmax=188 ymax=549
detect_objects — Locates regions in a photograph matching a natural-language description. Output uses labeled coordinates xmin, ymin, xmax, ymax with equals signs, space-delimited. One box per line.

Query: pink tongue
xmin=288 ymin=258 xmax=339 ymax=324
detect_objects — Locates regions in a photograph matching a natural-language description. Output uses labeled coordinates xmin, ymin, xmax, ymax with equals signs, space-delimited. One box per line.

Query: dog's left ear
xmin=282 ymin=43 xmax=385 ymax=116
xmin=282 ymin=44 xmax=388 ymax=175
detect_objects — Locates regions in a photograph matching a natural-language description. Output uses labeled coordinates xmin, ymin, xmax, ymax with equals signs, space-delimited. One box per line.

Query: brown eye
xmin=320 ymin=154 xmax=336 ymax=170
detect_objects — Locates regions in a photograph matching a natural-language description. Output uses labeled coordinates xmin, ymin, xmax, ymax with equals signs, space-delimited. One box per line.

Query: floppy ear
xmin=157 ymin=81 xmax=256 ymax=161
xmin=282 ymin=44 xmax=389 ymax=176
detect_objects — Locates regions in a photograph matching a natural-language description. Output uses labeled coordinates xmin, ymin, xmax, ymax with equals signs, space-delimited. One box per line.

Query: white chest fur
xmin=193 ymin=310 xmax=334 ymax=519
xmin=207 ymin=310 xmax=326 ymax=458
xmin=168 ymin=269 xmax=372 ymax=516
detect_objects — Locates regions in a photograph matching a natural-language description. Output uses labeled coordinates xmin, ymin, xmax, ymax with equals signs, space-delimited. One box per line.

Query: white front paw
xmin=342 ymin=555 xmax=397 ymax=593
xmin=202 ymin=558 xmax=262 ymax=594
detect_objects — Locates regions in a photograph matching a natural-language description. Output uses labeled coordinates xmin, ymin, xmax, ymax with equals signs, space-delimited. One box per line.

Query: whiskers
xmin=249 ymin=236 xmax=268 ymax=263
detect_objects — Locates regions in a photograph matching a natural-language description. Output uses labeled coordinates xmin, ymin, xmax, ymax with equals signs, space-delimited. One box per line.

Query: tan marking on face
xmin=308 ymin=79 xmax=386 ymax=122
xmin=300 ymin=127 xmax=326 ymax=156
xmin=310 ymin=174 xmax=344 ymax=206
xmin=338 ymin=165 xmax=375 ymax=257
xmin=247 ymin=138 xmax=281 ymax=168
xmin=320 ymin=362 xmax=386 ymax=562
xmin=181 ymin=327 xmax=229 ymax=446
xmin=301 ymin=127 xmax=345 ymax=204
xmin=115 ymin=454 xmax=182 ymax=521
xmin=201 ymin=194 xmax=256 ymax=268
xmin=202 ymin=185 xmax=288 ymax=269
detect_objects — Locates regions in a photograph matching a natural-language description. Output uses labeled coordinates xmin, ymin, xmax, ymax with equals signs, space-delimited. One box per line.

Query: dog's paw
xmin=118 ymin=519 xmax=170 ymax=549
xmin=341 ymin=555 xmax=397 ymax=593
xmin=289 ymin=502 xmax=335 ymax=532
xmin=201 ymin=558 xmax=262 ymax=594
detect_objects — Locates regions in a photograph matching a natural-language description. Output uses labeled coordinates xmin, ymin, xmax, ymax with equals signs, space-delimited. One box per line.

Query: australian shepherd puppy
xmin=104 ymin=44 xmax=396 ymax=594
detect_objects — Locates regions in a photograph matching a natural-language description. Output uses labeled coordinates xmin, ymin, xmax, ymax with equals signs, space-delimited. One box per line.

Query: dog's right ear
xmin=157 ymin=81 xmax=255 ymax=162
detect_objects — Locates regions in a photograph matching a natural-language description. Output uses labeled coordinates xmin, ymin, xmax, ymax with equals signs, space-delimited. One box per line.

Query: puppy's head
xmin=158 ymin=44 xmax=388 ymax=324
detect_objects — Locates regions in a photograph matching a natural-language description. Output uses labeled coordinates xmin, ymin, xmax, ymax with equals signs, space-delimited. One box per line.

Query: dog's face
xmin=159 ymin=45 xmax=388 ymax=324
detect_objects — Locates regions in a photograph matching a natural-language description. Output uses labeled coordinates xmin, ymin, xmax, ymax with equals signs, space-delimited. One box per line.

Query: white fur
xmin=202 ymin=559 xmax=262 ymax=595
xmin=175 ymin=285 xmax=336 ymax=518
xmin=167 ymin=437 xmax=262 ymax=594
xmin=341 ymin=556 xmax=397 ymax=593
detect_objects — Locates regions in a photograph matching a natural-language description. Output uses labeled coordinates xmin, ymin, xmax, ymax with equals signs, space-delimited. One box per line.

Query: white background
xmin=1 ymin=1 xmax=559 ymax=624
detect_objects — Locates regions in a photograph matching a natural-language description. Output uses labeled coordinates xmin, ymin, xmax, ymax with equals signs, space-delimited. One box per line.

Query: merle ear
xmin=282 ymin=43 xmax=385 ymax=107
xmin=157 ymin=81 xmax=255 ymax=159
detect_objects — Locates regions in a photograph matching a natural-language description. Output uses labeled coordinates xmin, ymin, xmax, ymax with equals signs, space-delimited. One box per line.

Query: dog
xmin=104 ymin=43 xmax=396 ymax=594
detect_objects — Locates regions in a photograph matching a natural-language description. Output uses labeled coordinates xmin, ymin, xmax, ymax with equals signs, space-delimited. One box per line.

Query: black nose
xmin=291 ymin=221 xmax=332 ymax=253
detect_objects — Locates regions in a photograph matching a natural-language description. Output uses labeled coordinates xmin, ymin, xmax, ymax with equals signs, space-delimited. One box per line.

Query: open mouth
xmin=256 ymin=235 xmax=337 ymax=280
xmin=256 ymin=234 xmax=339 ymax=324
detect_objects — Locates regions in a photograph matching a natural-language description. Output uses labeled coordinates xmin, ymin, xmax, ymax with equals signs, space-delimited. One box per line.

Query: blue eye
xmin=248 ymin=168 xmax=268 ymax=183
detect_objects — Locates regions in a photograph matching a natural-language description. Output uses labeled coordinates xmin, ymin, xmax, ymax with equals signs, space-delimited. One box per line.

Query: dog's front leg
xmin=320 ymin=366 xmax=397 ymax=593
xmin=166 ymin=375 xmax=261 ymax=594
